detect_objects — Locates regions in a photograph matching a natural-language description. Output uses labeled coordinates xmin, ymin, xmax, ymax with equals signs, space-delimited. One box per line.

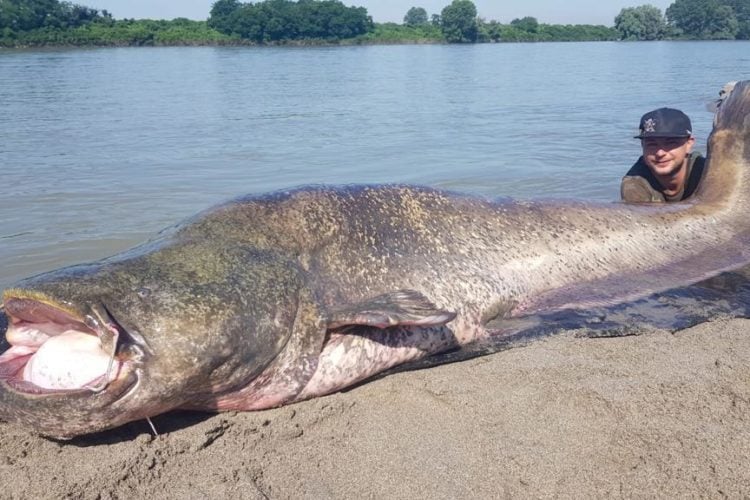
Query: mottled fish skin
xmin=1 ymin=81 xmax=750 ymax=438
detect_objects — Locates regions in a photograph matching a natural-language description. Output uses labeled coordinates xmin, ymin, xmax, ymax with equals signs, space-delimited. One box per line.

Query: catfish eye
xmin=136 ymin=287 xmax=151 ymax=299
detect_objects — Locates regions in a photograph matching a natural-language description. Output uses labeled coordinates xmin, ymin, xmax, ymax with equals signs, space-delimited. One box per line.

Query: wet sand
xmin=2 ymin=318 xmax=749 ymax=498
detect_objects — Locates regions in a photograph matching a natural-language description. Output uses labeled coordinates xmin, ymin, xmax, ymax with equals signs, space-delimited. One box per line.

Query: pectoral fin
xmin=327 ymin=289 xmax=456 ymax=329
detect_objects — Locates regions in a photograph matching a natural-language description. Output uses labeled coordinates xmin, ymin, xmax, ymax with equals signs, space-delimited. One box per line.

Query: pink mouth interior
xmin=0 ymin=298 xmax=121 ymax=393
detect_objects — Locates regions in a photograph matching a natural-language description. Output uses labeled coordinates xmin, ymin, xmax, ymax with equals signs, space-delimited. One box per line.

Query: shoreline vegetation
xmin=1 ymin=0 xmax=748 ymax=48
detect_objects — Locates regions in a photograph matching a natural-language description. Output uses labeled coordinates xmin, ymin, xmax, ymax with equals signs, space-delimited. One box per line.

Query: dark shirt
xmin=620 ymin=152 xmax=705 ymax=203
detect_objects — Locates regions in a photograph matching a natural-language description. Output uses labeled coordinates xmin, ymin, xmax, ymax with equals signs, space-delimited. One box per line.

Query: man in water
xmin=620 ymin=107 xmax=705 ymax=203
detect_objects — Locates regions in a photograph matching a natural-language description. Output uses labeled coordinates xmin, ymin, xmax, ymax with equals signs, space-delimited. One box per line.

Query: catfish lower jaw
xmin=0 ymin=294 xmax=138 ymax=396
xmin=0 ymin=361 xmax=137 ymax=398
xmin=0 ymin=367 xmax=141 ymax=439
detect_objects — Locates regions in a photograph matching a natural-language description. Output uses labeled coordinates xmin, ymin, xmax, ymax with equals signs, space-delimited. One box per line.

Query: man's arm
xmin=621 ymin=175 xmax=666 ymax=203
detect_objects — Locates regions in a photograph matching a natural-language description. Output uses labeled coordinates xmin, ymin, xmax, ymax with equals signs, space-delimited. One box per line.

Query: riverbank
xmin=2 ymin=318 xmax=748 ymax=498
xmin=0 ymin=19 xmax=621 ymax=48
xmin=0 ymin=21 xmax=441 ymax=48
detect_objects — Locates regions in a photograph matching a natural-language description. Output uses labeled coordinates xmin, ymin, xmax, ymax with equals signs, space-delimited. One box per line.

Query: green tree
xmin=666 ymin=0 xmax=739 ymax=39
xmin=232 ymin=3 xmax=267 ymax=41
xmin=208 ymin=0 xmax=372 ymax=42
xmin=208 ymin=0 xmax=241 ymax=32
xmin=1 ymin=0 xmax=60 ymax=30
xmin=403 ymin=6 xmax=427 ymax=26
xmin=719 ymin=0 xmax=750 ymax=38
xmin=440 ymin=0 xmax=477 ymax=42
xmin=614 ymin=5 xmax=667 ymax=40
xmin=477 ymin=19 xmax=501 ymax=41
xmin=510 ymin=16 xmax=538 ymax=33
xmin=58 ymin=2 xmax=100 ymax=27
xmin=0 ymin=0 xmax=105 ymax=30
xmin=0 ymin=1 xmax=17 ymax=29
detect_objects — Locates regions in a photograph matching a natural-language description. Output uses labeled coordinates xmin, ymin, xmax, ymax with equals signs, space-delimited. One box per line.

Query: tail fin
xmin=698 ymin=80 xmax=750 ymax=204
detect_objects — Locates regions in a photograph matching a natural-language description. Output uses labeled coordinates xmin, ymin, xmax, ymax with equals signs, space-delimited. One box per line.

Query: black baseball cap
xmin=634 ymin=107 xmax=693 ymax=139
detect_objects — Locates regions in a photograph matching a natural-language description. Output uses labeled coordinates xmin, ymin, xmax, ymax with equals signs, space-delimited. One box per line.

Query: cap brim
xmin=634 ymin=133 xmax=692 ymax=139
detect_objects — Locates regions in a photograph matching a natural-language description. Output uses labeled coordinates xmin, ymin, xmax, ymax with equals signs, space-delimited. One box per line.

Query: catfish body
xmin=2 ymin=81 xmax=750 ymax=438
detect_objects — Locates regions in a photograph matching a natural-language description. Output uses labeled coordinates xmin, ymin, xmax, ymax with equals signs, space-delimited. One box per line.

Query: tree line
xmin=0 ymin=0 xmax=107 ymax=31
xmin=0 ymin=0 xmax=237 ymax=45
xmin=207 ymin=0 xmax=372 ymax=42
xmin=407 ymin=0 xmax=748 ymax=42
xmin=1 ymin=0 xmax=747 ymax=47
xmin=615 ymin=0 xmax=750 ymax=40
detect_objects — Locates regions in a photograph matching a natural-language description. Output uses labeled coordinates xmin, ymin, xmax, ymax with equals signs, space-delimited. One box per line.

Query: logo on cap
xmin=644 ymin=118 xmax=656 ymax=133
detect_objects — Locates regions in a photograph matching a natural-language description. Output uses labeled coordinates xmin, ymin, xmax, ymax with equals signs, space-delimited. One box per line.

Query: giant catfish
xmin=2 ymin=81 xmax=750 ymax=438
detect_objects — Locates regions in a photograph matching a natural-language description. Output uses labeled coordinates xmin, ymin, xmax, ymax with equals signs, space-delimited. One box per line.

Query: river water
xmin=0 ymin=41 xmax=747 ymax=289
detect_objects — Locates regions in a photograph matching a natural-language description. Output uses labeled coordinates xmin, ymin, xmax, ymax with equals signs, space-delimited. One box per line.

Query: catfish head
xmin=0 ymin=237 xmax=321 ymax=438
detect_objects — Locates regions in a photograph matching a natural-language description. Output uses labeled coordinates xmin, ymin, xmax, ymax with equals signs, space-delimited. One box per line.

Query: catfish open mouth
xmin=0 ymin=292 xmax=133 ymax=395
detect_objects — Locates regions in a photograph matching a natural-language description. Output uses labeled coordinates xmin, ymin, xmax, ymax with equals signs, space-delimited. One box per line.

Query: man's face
xmin=641 ymin=136 xmax=695 ymax=177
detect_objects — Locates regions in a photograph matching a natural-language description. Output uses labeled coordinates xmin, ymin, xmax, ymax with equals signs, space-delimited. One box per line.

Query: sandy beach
xmin=1 ymin=317 xmax=749 ymax=499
